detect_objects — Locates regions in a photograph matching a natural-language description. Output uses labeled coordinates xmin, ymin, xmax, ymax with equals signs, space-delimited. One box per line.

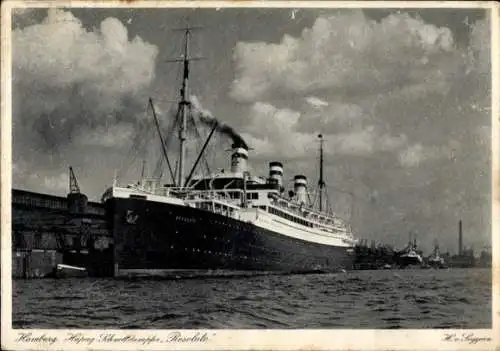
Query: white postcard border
xmin=1 ymin=1 xmax=498 ymax=350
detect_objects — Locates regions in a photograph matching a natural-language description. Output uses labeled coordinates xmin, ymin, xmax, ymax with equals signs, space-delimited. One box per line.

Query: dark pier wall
xmin=353 ymin=244 xmax=398 ymax=270
xmin=12 ymin=189 xmax=114 ymax=278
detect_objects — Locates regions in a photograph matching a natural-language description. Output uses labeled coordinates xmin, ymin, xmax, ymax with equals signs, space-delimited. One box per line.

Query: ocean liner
xmin=102 ymin=28 xmax=357 ymax=278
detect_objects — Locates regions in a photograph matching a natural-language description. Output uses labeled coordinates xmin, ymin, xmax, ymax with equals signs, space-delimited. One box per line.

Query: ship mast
xmin=318 ymin=134 xmax=325 ymax=212
xmin=178 ymin=28 xmax=191 ymax=187
xmin=165 ymin=24 xmax=204 ymax=187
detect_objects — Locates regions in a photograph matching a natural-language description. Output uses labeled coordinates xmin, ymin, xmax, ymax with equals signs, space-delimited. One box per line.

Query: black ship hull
xmin=396 ymin=256 xmax=423 ymax=268
xmin=427 ymin=259 xmax=446 ymax=269
xmin=106 ymin=198 xmax=355 ymax=277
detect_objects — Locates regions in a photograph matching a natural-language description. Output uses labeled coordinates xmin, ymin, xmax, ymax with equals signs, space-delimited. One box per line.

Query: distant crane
xmin=69 ymin=166 xmax=81 ymax=194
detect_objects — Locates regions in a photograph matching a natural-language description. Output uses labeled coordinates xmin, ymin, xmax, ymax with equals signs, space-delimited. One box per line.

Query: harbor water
xmin=13 ymin=268 xmax=490 ymax=329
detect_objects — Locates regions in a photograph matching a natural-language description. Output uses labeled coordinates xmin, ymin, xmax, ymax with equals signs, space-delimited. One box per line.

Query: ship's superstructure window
xmin=267 ymin=206 xmax=314 ymax=228
xmin=214 ymin=203 xmax=231 ymax=216
xmin=246 ymin=192 xmax=259 ymax=200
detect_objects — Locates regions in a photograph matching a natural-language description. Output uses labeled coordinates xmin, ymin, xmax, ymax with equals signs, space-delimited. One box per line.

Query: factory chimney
xmin=459 ymin=220 xmax=463 ymax=256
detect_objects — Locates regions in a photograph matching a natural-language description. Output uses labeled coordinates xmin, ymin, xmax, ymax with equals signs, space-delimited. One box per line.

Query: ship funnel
xmin=231 ymin=142 xmax=249 ymax=174
xmin=269 ymin=161 xmax=284 ymax=192
xmin=293 ymin=175 xmax=308 ymax=205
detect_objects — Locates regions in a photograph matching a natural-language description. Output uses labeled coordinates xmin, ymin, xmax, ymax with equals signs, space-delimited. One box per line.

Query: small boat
xmin=52 ymin=264 xmax=88 ymax=278
xmin=397 ymin=235 xmax=423 ymax=268
xmin=427 ymin=240 xmax=446 ymax=269
xmin=399 ymin=249 xmax=423 ymax=267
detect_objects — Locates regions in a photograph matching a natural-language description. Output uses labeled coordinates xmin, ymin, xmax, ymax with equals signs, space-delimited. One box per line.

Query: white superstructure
xmin=102 ymin=142 xmax=356 ymax=249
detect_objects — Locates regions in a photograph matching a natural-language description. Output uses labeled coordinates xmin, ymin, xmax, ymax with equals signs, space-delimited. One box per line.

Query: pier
xmin=12 ymin=170 xmax=114 ymax=278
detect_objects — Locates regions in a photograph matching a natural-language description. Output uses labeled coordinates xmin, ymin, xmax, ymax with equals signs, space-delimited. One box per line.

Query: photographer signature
xmin=442 ymin=332 xmax=492 ymax=344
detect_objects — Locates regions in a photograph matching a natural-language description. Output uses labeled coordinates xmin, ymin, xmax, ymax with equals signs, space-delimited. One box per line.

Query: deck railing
xmin=112 ymin=184 xmax=354 ymax=239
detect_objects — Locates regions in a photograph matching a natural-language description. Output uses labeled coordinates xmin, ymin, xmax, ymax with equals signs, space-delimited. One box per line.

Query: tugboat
xmin=101 ymin=27 xmax=358 ymax=278
xmin=427 ymin=239 xmax=446 ymax=269
xmin=397 ymin=234 xmax=423 ymax=268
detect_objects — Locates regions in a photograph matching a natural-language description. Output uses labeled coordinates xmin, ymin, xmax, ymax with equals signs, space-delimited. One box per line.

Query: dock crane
xmin=69 ymin=166 xmax=80 ymax=194
xmin=54 ymin=167 xmax=92 ymax=252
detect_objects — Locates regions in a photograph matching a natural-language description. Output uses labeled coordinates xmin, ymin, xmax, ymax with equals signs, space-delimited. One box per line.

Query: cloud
xmin=229 ymin=11 xmax=488 ymax=165
xmin=42 ymin=173 xmax=70 ymax=195
xmin=12 ymin=9 xmax=159 ymax=191
xmin=225 ymin=10 xmax=490 ymax=253
xmin=298 ymin=101 xmax=368 ymax=133
xmin=228 ymin=10 xmax=470 ymax=167
xmin=13 ymin=8 xmax=158 ymax=152
xmin=305 ymin=96 xmax=329 ymax=108
xmin=230 ymin=11 xmax=457 ymax=102
xmin=242 ymin=102 xmax=311 ymax=158
xmin=468 ymin=17 xmax=490 ymax=75
xmin=14 ymin=169 xmax=70 ymax=196
xmin=73 ymin=124 xmax=136 ymax=148
xmin=242 ymin=102 xmax=408 ymax=159
xmin=12 ymin=7 xmax=38 ymax=17
xmin=398 ymin=140 xmax=459 ymax=167
xmin=398 ymin=144 xmax=426 ymax=167
xmin=334 ymin=127 xmax=408 ymax=156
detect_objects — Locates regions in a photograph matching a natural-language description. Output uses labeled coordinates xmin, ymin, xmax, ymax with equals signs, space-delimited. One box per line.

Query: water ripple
xmin=12 ymin=268 xmax=491 ymax=329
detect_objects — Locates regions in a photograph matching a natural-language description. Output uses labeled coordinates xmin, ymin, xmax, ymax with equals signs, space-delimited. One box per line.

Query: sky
xmin=10 ymin=6 xmax=492 ymax=254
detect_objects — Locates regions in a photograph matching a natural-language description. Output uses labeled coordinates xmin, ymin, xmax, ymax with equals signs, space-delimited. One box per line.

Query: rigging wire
xmin=116 ymin=102 xmax=155 ymax=181
xmin=149 ymin=98 xmax=176 ymax=184
xmin=188 ymin=107 xmax=211 ymax=175
xmin=149 ymin=39 xmax=185 ymax=180
xmin=114 ymin=27 xmax=214 ymax=186
xmin=309 ymin=135 xmax=353 ymax=219
xmin=117 ymin=36 xmax=184 ymax=183
xmin=152 ymin=104 xmax=180 ymax=179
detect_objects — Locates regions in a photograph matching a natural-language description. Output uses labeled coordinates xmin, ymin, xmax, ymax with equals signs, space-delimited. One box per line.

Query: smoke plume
xmin=190 ymin=95 xmax=248 ymax=149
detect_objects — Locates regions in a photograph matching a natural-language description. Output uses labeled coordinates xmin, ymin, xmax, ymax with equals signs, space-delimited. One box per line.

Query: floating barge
xmin=51 ymin=264 xmax=88 ymax=278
